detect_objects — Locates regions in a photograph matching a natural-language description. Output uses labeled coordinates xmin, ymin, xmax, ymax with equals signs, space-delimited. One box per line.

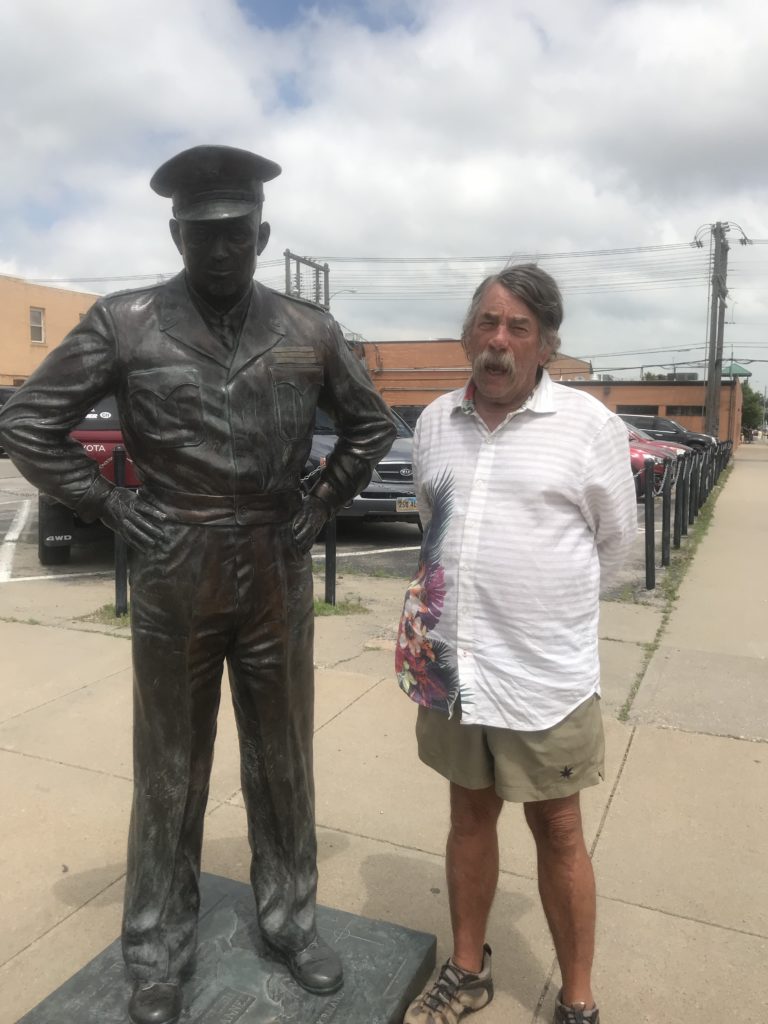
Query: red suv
xmin=38 ymin=396 xmax=139 ymax=565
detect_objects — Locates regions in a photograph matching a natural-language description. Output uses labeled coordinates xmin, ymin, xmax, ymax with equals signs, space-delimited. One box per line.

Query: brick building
xmin=361 ymin=339 xmax=591 ymax=426
xmin=0 ymin=275 xmax=99 ymax=386
xmin=361 ymin=338 xmax=742 ymax=443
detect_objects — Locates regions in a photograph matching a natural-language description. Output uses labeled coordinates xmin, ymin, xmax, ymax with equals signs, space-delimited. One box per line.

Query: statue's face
xmin=171 ymin=212 xmax=268 ymax=307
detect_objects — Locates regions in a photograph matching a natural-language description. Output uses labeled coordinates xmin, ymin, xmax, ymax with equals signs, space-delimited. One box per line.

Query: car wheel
xmin=38 ymin=495 xmax=73 ymax=565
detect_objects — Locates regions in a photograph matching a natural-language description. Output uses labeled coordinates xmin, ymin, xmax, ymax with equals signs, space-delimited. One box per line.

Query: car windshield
xmin=76 ymin=395 xmax=120 ymax=431
xmin=314 ymin=407 xmax=412 ymax=438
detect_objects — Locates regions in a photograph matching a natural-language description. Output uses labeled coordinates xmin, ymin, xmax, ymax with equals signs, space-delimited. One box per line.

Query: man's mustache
xmin=473 ymin=349 xmax=516 ymax=375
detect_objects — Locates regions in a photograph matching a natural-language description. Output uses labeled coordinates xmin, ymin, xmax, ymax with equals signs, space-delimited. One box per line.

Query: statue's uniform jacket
xmin=0 ymin=271 xmax=397 ymax=982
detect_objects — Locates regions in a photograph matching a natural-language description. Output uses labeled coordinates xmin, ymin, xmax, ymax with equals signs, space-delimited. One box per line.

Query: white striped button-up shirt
xmin=395 ymin=370 xmax=637 ymax=730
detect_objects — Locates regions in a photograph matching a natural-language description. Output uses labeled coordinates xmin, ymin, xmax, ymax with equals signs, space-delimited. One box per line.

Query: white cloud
xmin=1 ymin=0 xmax=767 ymax=389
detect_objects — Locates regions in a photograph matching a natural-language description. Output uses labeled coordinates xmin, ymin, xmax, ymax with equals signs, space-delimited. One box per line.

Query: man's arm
xmin=579 ymin=415 xmax=638 ymax=585
xmin=411 ymin=417 xmax=432 ymax=532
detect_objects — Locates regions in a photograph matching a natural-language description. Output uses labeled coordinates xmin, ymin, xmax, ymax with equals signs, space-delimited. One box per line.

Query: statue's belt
xmin=142 ymin=485 xmax=303 ymax=526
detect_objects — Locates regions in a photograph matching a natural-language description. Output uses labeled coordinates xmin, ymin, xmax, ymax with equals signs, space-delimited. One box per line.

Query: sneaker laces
xmin=423 ymin=961 xmax=475 ymax=1012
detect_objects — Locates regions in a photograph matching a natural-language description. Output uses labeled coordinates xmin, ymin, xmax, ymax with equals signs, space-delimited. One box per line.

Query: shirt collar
xmin=455 ymin=368 xmax=556 ymax=417
xmin=186 ymin=277 xmax=253 ymax=331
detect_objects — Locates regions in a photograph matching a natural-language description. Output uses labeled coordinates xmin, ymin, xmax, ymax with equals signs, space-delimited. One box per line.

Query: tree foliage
xmin=741 ymin=381 xmax=764 ymax=430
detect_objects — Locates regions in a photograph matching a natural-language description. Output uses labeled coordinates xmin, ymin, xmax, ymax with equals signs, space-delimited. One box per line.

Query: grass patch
xmin=77 ymin=598 xmax=368 ymax=625
xmin=313 ymin=596 xmax=368 ymax=616
xmin=78 ymin=603 xmax=131 ymax=627
xmin=316 ymin=561 xmax=409 ymax=580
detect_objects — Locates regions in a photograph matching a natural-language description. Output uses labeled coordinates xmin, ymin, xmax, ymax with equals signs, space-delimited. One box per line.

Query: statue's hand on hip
xmin=101 ymin=487 xmax=167 ymax=552
xmin=292 ymin=494 xmax=331 ymax=555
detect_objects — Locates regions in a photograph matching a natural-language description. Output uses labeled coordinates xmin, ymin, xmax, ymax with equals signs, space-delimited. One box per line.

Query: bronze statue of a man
xmin=0 ymin=145 xmax=396 ymax=1024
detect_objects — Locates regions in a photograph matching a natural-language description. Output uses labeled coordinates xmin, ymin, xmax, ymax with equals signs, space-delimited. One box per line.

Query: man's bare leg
xmin=524 ymin=793 xmax=596 ymax=1007
xmin=447 ymin=782 xmax=504 ymax=972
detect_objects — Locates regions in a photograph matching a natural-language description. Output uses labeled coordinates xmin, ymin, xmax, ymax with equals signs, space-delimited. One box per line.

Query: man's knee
xmin=449 ymin=783 xmax=503 ymax=836
xmin=524 ymin=793 xmax=585 ymax=853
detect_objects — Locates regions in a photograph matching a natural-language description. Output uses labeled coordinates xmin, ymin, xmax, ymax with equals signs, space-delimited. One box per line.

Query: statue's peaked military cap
xmin=150 ymin=145 xmax=281 ymax=221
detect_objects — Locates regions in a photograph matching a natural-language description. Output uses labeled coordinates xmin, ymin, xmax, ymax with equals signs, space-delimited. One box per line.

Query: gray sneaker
xmin=553 ymin=991 xmax=600 ymax=1023
xmin=403 ymin=945 xmax=493 ymax=1024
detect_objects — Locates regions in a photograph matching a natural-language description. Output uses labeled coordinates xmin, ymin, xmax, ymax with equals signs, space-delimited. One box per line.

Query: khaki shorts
xmin=416 ymin=694 xmax=605 ymax=803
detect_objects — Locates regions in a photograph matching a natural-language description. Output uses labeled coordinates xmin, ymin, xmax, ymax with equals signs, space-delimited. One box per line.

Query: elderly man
xmin=0 ymin=145 xmax=396 ymax=1024
xmin=396 ymin=264 xmax=636 ymax=1024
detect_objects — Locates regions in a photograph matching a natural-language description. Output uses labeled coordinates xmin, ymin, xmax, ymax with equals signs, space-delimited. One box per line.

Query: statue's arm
xmin=0 ymin=301 xmax=119 ymax=522
xmin=309 ymin=320 xmax=397 ymax=512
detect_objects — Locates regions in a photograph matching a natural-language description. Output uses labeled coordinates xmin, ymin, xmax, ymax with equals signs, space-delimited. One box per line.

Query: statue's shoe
xmin=128 ymin=981 xmax=182 ymax=1024
xmin=270 ymin=935 xmax=344 ymax=995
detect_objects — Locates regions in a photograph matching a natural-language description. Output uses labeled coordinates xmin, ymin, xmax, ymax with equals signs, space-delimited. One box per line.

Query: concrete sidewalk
xmin=1 ymin=446 xmax=767 ymax=1023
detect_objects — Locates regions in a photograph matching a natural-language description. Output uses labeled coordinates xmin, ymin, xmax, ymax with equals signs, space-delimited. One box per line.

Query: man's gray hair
xmin=461 ymin=263 xmax=563 ymax=360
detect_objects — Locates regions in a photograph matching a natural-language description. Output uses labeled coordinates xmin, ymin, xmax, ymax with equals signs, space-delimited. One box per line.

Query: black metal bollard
xmin=698 ymin=449 xmax=708 ymax=509
xmin=324 ymin=515 xmax=337 ymax=606
xmin=688 ymin=451 xmax=699 ymax=525
xmin=673 ymin=457 xmax=684 ymax=548
xmin=644 ymin=457 xmax=656 ymax=590
xmin=702 ymin=447 xmax=712 ymax=503
xmin=680 ymin=453 xmax=689 ymax=537
xmin=661 ymin=457 xmax=672 ymax=567
xmin=113 ymin=445 xmax=129 ymax=617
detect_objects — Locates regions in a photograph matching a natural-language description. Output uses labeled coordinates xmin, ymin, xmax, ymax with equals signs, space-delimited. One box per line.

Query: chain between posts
xmin=639 ymin=441 xmax=731 ymax=589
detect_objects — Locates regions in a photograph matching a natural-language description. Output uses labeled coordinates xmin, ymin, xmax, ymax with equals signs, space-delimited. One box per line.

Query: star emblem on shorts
xmin=560 ymin=765 xmax=574 ymax=779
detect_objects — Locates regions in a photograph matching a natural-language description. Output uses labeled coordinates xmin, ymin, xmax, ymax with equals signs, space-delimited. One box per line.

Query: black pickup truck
xmin=618 ymin=414 xmax=717 ymax=450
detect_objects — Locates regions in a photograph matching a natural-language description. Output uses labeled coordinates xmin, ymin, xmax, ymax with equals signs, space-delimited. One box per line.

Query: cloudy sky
xmin=2 ymin=0 xmax=768 ymax=392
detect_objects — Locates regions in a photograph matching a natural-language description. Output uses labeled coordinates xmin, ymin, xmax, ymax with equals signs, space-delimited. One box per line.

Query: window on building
xmin=616 ymin=404 xmax=659 ymax=415
xmin=30 ymin=307 xmax=45 ymax=344
xmin=665 ymin=405 xmax=704 ymax=417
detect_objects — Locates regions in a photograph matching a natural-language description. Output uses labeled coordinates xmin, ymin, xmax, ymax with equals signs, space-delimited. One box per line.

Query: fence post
xmin=324 ymin=515 xmax=337 ymax=606
xmin=113 ymin=446 xmax=129 ymax=617
xmin=644 ymin=457 xmax=656 ymax=590
xmin=661 ymin=457 xmax=672 ymax=566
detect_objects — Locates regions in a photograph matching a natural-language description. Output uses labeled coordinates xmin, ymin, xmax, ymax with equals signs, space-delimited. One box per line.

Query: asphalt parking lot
xmin=0 ymin=459 xmax=424 ymax=584
xmin=1 ymin=458 xmax=659 ymax=599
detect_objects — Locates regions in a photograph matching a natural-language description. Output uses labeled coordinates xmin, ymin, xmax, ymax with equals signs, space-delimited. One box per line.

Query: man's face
xmin=463 ymin=283 xmax=548 ymax=411
xmin=170 ymin=211 xmax=269 ymax=307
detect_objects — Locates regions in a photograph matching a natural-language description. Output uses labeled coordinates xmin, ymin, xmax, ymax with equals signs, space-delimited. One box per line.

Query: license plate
xmin=396 ymin=497 xmax=418 ymax=512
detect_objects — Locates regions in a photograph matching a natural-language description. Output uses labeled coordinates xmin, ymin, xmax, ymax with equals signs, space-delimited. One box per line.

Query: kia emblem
xmin=399 ymin=467 xmax=412 ymax=477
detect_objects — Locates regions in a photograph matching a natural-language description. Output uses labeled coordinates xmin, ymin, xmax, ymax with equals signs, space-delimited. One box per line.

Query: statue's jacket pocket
xmin=127 ymin=366 xmax=204 ymax=447
xmin=268 ymin=363 xmax=323 ymax=442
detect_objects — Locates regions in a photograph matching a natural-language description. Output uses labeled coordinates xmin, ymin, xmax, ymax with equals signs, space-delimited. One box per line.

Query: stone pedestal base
xmin=18 ymin=872 xmax=436 ymax=1024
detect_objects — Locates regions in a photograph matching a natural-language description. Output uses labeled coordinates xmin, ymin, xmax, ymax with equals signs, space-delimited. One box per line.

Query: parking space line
xmin=0 ymin=499 xmax=32 ymax=582
xmin=312 ymin=544 xmax=421 ymax=560
xmin=2 ymin=570 xmax=113 ymax=584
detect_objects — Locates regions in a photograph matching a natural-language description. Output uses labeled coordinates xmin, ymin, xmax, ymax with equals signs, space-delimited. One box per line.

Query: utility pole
xmin=704 ymin=223 xmax=728 ymax=437
xmin=692 ymin=222 xmax=751 ymax=438
xmin=283 ymin=250 xmax=330 ymax=308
